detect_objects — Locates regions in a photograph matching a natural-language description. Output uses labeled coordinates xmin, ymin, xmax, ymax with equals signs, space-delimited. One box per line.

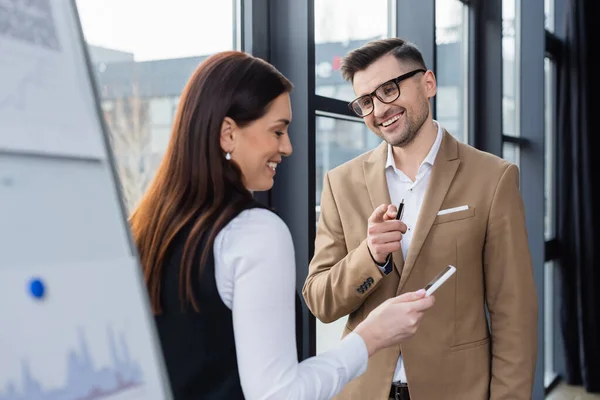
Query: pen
xmin=396 ymin=199 xmax=404 ymax=220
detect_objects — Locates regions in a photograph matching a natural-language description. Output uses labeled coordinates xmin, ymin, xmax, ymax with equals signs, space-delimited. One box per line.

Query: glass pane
xmin=314 ymin=0 xmax=395 ymax=102
xmin=76 ymin=0 xmax=237 ymax=212
xmin=435 ymin=0 xmax=469 ymax=143
xmin=502 ymin=141 xmax=520 ymax=169
xmin=503 ymin=0 xmax=519 ymax=137
xmin=545 ymin=0 xmax=554 ymax=32
xmin=544 ymin=58 xmax=555 ymax=240
xmin=544 ymin=260 xmax=556 ymax=387
xmin=315 ymin=115 xmax=382 ymax=354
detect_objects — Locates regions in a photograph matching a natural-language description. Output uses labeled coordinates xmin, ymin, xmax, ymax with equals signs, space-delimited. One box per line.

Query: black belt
xmin=389 ymin=382 xmax=410 ymax=400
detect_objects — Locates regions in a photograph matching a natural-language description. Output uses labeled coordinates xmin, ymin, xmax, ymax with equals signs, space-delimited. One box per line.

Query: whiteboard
xmin=0 ymin=257 xmax=169 ymax=400
xmin=0 ymin=0 xmax=105 ymax=160
xmin=0 ymin=0 xmax=172 ymax=398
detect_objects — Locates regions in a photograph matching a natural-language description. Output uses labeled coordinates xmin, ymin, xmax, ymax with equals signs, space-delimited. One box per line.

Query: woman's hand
xmin=354 ymin=289 xmax=435 ymax=356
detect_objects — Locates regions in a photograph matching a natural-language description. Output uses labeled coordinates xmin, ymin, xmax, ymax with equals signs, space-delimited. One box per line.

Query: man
xmin=302 ymin=38 xmax=537 ymax=400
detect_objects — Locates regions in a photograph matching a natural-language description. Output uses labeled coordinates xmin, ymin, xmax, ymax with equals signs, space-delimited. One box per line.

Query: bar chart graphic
xmin=0 ymin=327 xmax=144 ymax=400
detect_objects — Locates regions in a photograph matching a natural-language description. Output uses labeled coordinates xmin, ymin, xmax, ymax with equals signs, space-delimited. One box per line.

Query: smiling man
xmin=303 ymin=38 xmax=538 ymax=400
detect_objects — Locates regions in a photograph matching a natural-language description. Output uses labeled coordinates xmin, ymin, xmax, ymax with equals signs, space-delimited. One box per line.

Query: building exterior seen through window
xmin=76 ymin=0 xmax=235 ymax=212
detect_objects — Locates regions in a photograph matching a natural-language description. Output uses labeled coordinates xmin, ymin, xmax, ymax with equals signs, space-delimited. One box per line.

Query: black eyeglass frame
xmin=347 ymin=69 xmax=427 ymax=117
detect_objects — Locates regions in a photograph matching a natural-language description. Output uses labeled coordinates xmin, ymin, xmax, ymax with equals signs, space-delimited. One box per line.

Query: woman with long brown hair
xmin=129 ymin=51 xmax=434 ymax=400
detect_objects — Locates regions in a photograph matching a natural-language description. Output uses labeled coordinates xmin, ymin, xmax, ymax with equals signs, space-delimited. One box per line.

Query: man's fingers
xmin=369 ymin=230 xmax=403 ymax=245
xmin=374 ymin=242 xmax=401 ymax=256
xmin=383 ymin=204 xmax=398 ymax=221
xmin=368 ymin=204 xmax=389 ymax=223
xmin=409 ymin=295 xmax=436 ymax=311
xmin=398 ymin=221 xmax=408 ymax=234
xmin=394 ymin=289 xmax=427 ymax=303
xmin=368 ymin=220 xmax=406 ymax=234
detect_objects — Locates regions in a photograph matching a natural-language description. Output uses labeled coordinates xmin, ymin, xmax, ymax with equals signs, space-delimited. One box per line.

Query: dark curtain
xmin=556 ymin=0 xmax=600 ymax=393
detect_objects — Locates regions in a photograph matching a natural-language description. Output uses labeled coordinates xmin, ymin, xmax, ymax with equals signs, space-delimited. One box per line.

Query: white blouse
xmin=213 ymin=208 xmax=368 ymax=400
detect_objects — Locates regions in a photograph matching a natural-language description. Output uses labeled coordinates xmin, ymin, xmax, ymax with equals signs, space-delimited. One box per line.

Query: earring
xmin=225 ymin=152 xmax=231 ymax=160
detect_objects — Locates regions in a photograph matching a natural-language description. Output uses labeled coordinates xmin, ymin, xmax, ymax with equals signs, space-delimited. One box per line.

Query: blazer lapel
xmin=397 ymin=131 xmax=460 ymax=293
xmin=363 ymin=142 xmax=405 ymax=274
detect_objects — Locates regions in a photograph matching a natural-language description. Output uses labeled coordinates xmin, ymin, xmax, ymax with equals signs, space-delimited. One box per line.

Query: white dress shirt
xmin=213 ymin=208 xmax=369 ymax=400
xmin=386 ymin=121 xmax=444 ymax=383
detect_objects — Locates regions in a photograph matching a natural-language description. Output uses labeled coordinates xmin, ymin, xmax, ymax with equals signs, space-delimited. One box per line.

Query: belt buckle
xmin=391 ymin=382 xmax=407 ymax=400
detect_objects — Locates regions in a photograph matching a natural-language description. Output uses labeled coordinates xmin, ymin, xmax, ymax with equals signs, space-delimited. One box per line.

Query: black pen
xmin=396 ymin=199 xmax=404 ymax=220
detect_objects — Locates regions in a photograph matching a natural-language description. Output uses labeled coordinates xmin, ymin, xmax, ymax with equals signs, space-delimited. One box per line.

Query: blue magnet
xmin=29 ymin=278 xmax=45 ymax=299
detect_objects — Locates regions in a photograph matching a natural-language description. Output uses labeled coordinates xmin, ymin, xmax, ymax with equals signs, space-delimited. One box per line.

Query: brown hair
xmin=129 ymin=51 xmax=293 ymax=313
xmin=340 ymin=38 xmax=426 ymax=82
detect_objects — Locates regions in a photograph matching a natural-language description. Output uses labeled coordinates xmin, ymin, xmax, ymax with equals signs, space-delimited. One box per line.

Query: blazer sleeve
xmin=302 ymin=171 xmax=385 ymax=323
xmin=483 ymin=163 xmax=538 ymax=399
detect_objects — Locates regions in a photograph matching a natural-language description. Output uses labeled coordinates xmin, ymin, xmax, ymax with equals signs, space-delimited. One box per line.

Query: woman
xmin=129 ymin=51 xmax=434 ymax=400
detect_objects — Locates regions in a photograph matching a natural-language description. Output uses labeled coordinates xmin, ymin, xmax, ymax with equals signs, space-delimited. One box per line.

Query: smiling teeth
xmin=268 ymin=162 xmax=277 ymax=170
xmin=382 ymin=115 xmax=400 ymax=127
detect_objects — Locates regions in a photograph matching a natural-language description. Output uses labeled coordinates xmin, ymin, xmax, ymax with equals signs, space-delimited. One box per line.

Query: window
xmin=502 ymin=0 xmax=519 ymax=138
xmin=502 ymin=0 xmax=521 ymax=167
xmin=315 ymin=117 xmax=382 ymax=210
xmin=149 ymin=97 xmax=179 ymax=153
xmin=315 ymin=115 xmax=381 ymax=353
xmin=544 ymin=261 xmax=556 ymax=387
xmin=502 ymin=141 xmax=520 ymax=168
xmin=544 ymin=58 xmax=555 ymax=240
xmin=545 ymin=0 xmax=554 ymax=32
xmin=544 ymin=56 xmax=558 ymax=388
xmin=435 ymin=0 xmax=469 ymax=143
xmin=314 ymin=0 xmax=396 ymax=102
xmin=76 ymin=0 xmax=238 ymax=212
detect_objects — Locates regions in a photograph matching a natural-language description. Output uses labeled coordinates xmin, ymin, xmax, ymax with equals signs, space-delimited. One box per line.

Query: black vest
xmin=154 ymin=200 xmax=302 ymax=400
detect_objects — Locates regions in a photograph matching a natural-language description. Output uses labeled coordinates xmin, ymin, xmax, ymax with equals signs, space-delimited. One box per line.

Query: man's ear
xmin=424 ymin=70 xmax=437 ymax=98
xmin=220 ymin=117 xmax=237 ymax=153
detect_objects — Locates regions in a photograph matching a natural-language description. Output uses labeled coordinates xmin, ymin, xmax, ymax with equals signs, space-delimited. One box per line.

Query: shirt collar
xmin=385 ymin=120 xmax=444 ymax=171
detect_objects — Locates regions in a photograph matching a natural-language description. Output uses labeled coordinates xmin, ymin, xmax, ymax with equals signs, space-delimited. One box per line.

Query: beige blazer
xmin=303 ymin=131 xmax=537 ymax=400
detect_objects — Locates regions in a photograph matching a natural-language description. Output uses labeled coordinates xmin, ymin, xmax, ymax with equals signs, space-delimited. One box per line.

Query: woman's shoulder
xmin=217 ymin=207 xmax=292 ymax=249
xmin=228 ymin=207 xmax=288 ymax=233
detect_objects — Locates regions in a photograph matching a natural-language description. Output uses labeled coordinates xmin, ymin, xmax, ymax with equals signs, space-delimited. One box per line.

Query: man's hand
xmin=354 ymin=289 xmax=435 ymax=356
xmin=367 ymin=204 xmax=407 ymax=264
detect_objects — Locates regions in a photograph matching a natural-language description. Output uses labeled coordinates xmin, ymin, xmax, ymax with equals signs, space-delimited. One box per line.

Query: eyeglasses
xmin=348 ymin=69 xmax=426 ymax=118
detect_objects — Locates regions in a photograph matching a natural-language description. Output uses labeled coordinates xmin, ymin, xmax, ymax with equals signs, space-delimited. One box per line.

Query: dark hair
xmin=129 ymin=51 xmax=293 ymax=314
xmin=340 ymin=38 xmax=426 ymax=82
